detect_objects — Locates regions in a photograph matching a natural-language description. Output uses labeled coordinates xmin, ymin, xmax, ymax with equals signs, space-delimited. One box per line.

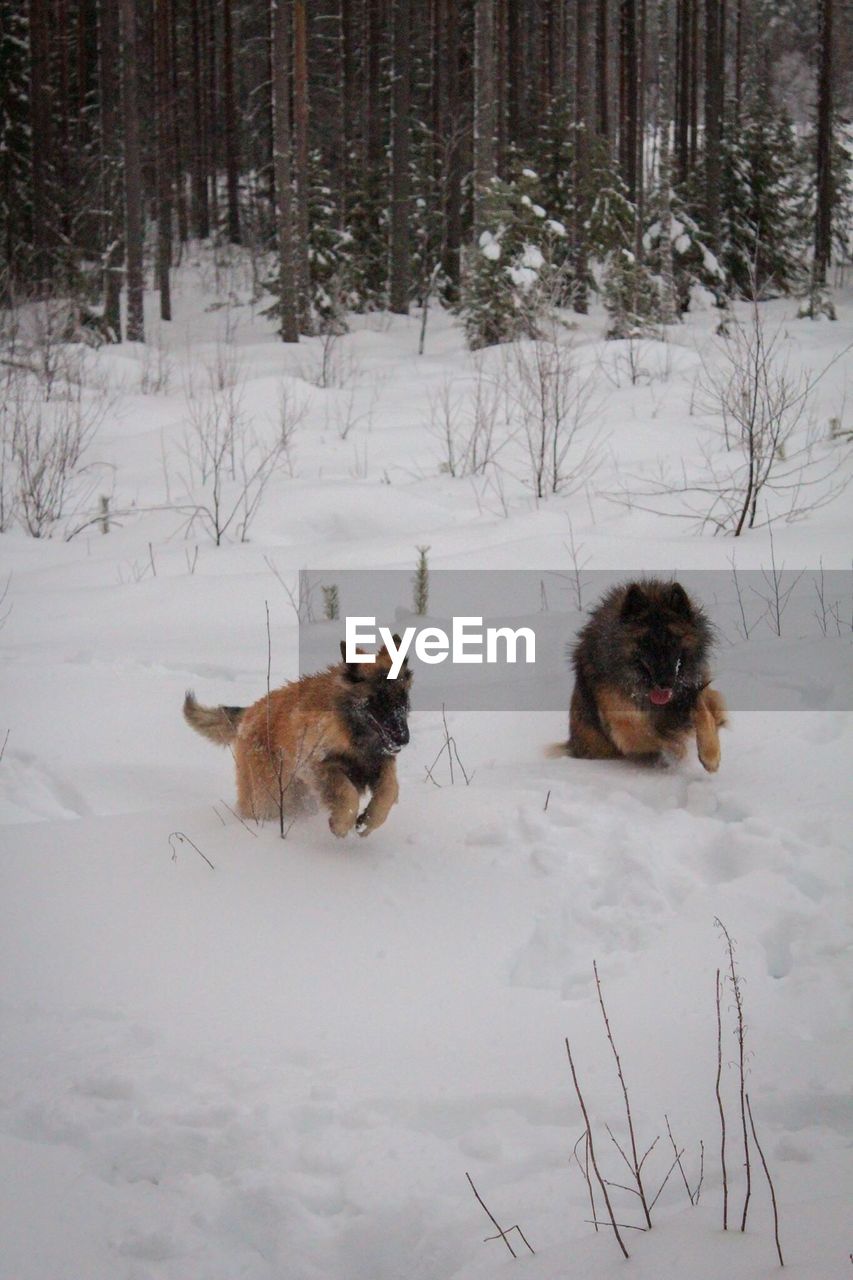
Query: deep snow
xmin=0 ymin=254 xmax=850 ymax=1279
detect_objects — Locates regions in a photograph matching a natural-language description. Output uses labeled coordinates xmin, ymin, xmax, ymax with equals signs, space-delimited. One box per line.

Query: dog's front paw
xmin=329 ymin=811 xmax=356 ymax=837
xmin=356 ymin=809 xmax=374 ymax=837
xmin=699 ymin=745 xmax=720 ymax=773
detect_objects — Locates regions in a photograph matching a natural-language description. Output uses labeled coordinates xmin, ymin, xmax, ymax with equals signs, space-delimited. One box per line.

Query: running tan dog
xmin=184 ymin=639 xmax=412 ymax=835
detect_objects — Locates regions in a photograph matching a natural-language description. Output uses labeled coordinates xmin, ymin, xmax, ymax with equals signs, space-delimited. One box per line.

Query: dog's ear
xmin=667 ymin=582 xmax=692 ymax=617
xmin=621 ymin=583 xmax=647 ymax=618
xmin=339 ymin=640 xmax=368 ymax=682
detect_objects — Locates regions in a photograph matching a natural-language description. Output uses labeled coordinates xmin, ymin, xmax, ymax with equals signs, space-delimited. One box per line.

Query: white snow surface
xmin=1 ymin=254 xmax=851 ymax=1280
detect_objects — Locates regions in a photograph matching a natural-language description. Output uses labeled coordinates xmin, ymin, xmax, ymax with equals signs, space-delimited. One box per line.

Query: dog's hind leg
xmin=235 ymin=739 xmax=291 ymax=821
xmin=356 ymin=759 xmax=399 ymax=837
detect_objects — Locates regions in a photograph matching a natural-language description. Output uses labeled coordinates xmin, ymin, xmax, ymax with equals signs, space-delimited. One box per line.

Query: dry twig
xmin=565 ymin=1037 xmax=630 ymax=1258
xmin=716 ymin=967 xmax=729 ymax=1229
xmin=716 ymin=918 xmax=751 ymax=1232
xmin=746 ymin=1094 xmax=784 ymax=1267
xmin=594 ymin=959 xmax=653 ymax=1227
xmin=168 ymin=830 xmax=215 ymax=870
xmin=464 ymin=1172 xmax=534 ymax=1258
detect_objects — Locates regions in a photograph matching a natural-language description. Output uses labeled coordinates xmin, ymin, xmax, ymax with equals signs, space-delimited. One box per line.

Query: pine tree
xmin=720 ymin=91 xmax=805 ymax=298
xmin=459 ymin=167 xmax=568 ymax=349
xmin=643 ymin=188 xmax=724 ymax=310
xmin=601 ymin=248 xmax=661 ymax=338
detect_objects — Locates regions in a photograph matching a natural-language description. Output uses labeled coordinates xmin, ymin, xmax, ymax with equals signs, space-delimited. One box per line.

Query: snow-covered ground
xmin=1 ymin=254 xmax=850 ymax=1279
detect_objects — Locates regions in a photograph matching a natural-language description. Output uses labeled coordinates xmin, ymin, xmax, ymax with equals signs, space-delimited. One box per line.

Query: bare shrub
xmin=1 ymin=363 xmax=110 ymax=538
xmin=324 ymin=380 xmax=380 ymax=441
xmin=138 ymin=325 xmax=173 ymax=394
xmin=0 ymin=380 xmax=17 ymax=532
xmin=695 ymin=301 xmax=851 ymax=534
xmin=298 ymin=303 xmax=359 ymax=390
xmin=429 ymin=356 xmax=508 ymax=478
xmin=621 ymin=300 xmax=851 ymax=534
xmin=175 ymin=353 xmax=296 ymax=545
xmin=502 ymin=327 xmax=601 ymax=500
xmin=273 ymin=380 xmax=306 ymax=474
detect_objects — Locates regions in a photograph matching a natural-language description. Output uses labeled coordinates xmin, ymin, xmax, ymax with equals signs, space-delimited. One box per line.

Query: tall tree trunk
xmin=574 ymin=0 xmax=592 ymax=312
xmin=366 ymin=0 xmax=383 ymax=180
xmin=534 ymin=0 xmax=549 ymax=134
xmin=171 ymin=0 xmax=189 ymax=244
xmin=99 ymin=0 xmax=123 ymax=339
xmin=495 ymin=0 xmax=508 ymax=174
xmin=389 ymin=0 xmax=411 ymax=313
xmin=689 ymin=0 xmax=699 ymax=171
xmin=635 ymin=0 xmax=646 ymax=255
xmin=190 ymin=0 xmax=210 ymax=237
xmin=293 ymin=0 xmax=311 ymax=328
xmin=364 ymin=0 xmax=384 ymax=295
xmin=507 ymin=0 xmax=524 ymax=148
xmin=473 ymin=0 xmax=497 ymax=239
xmin=155 ymin=0 xmax=173 ymax=320
xmin=658 ymin=0 xmax=678 ymax=321
xmin=619 ymin=0 xmax=639 ymax=201
xmin=205 ymin=0 xmax=219 ymax=236
xmin=704 ymin=0 xmax=724 ymax=253
xmin=223 ymin=0 xmax=241 ymax=243
xmin=30 ymin=0 xmax=53 ymax=290
xmin=271 ymin=0 xmax=299 ymax=341
xmin=444 ymin=0 xmax=462 ymax=291
xmin=596 ymin=0 xmax=610 ymax=140
xmin=675 ymin=0 xmax=690 ymax=184
xmin=57 ymin=0 xmax=72 ymax=266
xmin=343 ymin=0 xmax=362 ymax=211
xmin=121 ymin=0 xmax=145 ymax=340
xmin=733 ymin=0 xmax=743 ymax=125
xmin=813 ymin=0 xmax=833 ymax=285
xmin=266 ymin=0 xmax=276 ymax=213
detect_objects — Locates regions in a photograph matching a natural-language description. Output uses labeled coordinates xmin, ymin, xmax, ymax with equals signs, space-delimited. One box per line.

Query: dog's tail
xmin=183 ymin=690 xmax=246 ymax=746
xmin=544 ymin=740 xmax=570 ymax=759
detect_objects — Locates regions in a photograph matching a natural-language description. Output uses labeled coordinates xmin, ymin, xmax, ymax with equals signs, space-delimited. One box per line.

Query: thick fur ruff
xmin=563 ymin=579 xmax=727 ymax=772
xmin=184 ymin=642 xmax=412 ymax=837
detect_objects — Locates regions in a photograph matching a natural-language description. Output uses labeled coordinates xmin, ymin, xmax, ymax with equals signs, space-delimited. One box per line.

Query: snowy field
xmin=0 ymin=255 xmax=851 ymax=1279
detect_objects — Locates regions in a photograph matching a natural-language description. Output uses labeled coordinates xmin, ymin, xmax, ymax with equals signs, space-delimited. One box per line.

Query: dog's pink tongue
xmin=650 ymin=687 xmax=673 ymax=705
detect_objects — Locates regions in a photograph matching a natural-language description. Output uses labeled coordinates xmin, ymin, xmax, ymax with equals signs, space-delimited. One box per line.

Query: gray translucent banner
xmin=297 ymin=569 xmax=852 ymax=711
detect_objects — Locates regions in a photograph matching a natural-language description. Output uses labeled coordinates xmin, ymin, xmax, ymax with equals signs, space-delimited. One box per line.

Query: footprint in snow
xmin=115 ymin=1228 xmax=180 ymax=1262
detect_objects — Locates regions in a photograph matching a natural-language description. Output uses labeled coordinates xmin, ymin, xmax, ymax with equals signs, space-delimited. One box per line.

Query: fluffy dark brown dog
xmin=184 ymin=639 xmax=412 ymax=835
xmin=554 ymin=579 xmax=727 ymax=771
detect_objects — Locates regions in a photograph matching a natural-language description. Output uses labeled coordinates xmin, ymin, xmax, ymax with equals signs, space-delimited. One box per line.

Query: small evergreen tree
xmin=643 ymin=189 xmax=725 ymax=311
xmin=458 ymin=170 xmax=568 ymax=349
xmin=413 ymin=546 xmax=430 ymax=615
xmin=601 ymin=249 xmax=662 ymax=339
xmin=720 ymin=91 xmax=806 ymax=297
